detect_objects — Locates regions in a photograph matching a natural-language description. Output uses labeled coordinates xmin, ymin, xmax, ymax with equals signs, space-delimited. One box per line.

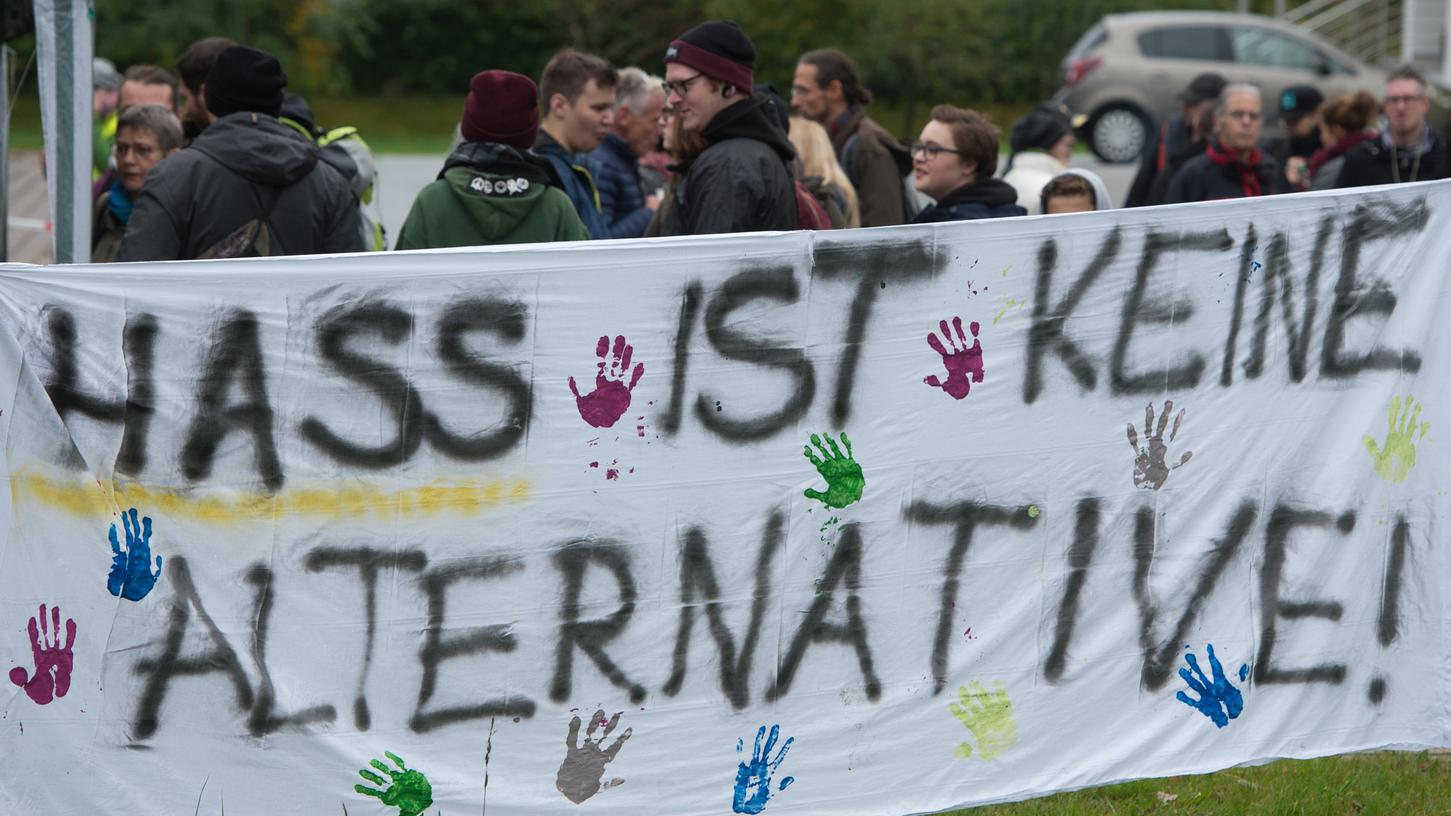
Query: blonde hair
xmin=788 ymin=116 xmax=860 ymax=229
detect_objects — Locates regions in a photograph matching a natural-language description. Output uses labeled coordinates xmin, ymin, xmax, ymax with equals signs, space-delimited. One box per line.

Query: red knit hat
xmin=664 ymin=20 xmax=755 ymax=93
xmin=460 ymin=70 xmax=539 ymax=150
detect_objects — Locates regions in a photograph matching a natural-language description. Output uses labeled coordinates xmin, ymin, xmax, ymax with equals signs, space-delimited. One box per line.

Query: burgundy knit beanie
xmin=460 ymin=70 xmax=539 ymax=150
xmin=664 ymin=20 xmax=755 ymax=93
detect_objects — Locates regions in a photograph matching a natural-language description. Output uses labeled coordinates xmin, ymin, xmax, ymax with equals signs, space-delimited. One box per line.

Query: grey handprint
xmin=1127 ymin=400 xmax=1192 ymax=490
xmin=555 ymin=709 xmax=632 ymax=804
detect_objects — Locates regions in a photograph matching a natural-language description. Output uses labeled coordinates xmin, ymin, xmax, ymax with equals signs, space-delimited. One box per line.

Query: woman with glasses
xmin=910 ymin=105 xmax=1025 ymax=224
xmin=93 ymin=104 xmax=183 ymax=262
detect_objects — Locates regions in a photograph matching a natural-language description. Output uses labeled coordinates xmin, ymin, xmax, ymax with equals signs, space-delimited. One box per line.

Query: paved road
xmin=2 ymin=150 xmax=1140 ymax=264
xmin=377 ymin=152 xmax=1139 ymax=246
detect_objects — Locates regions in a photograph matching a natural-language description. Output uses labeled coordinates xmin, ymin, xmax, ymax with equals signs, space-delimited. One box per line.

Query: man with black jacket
xmin=1164 ymin=84 xmax=1285 ymax=204
xmin=658 ymin=20 xmax=797 ymax=236
xmin=1336 ymin=66 xmax=1447 ymax=188
xmin=119 ymin=46 xmax=361 ymax=260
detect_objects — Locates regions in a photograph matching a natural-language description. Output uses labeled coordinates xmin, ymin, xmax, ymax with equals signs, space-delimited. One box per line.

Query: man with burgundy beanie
xmin=120 ymin=45 xmax=361 ymax=260
xmin=397 ymin=70 xmax=586 ymax=249
xmin=658 ymin=20 xmax=797 ymax=235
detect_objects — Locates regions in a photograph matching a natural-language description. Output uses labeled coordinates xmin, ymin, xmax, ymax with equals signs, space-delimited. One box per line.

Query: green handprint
xmin=802 ymin=432 xmax=865 ymax=509
xmin=354 ymin=751 xmax=433 ymax=816
xmin=949 ymin=681 xmax=1019 ymax=761
xmin=1364 ymin=395 xmax=1431 ymax=484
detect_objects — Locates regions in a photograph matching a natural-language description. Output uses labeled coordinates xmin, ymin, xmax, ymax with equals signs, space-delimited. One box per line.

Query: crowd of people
xmin=81 ymin=19 xmax=1448 ymax=262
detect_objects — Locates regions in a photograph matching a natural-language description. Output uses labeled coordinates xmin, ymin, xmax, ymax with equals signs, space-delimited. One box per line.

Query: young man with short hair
xmin=658 ymin=20 xmax=796 ymax=236
xmin=534 ymin=49 xmax=618 ymax=239
xmin=119 ymin=65 xmax=180 ymax=114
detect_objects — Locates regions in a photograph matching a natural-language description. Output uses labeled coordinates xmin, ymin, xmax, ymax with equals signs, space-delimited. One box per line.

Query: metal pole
xmin=1 ymin=43 xmax=10 ymax=262
xmin=1274 ymin=0 xmax=1287 ymax=17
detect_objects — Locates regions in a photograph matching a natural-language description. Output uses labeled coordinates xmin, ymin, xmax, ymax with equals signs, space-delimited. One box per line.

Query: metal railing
xmin=1281 ymin=0 xmax=1403 ymax=66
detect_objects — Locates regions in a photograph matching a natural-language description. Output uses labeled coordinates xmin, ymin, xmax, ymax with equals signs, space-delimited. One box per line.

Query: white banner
xmin=1 ymin=183 xmax=1447 ymax=815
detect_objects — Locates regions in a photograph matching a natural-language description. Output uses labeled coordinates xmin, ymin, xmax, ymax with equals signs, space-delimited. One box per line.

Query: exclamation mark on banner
xmin=1369 ymin=516 xmax=1411 ymax=704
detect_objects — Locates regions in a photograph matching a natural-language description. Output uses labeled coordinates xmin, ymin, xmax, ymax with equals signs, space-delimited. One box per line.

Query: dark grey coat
xmin=119 ymin=111 xmax=362 ymax=261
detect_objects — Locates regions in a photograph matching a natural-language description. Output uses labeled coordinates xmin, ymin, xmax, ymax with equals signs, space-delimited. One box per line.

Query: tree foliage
xmin=96 ymin=0 xmax=1243 ymax=113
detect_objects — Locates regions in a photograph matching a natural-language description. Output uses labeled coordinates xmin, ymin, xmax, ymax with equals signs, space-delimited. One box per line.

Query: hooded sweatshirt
xmin=119 ymin=111 xmax=362 ymax=261
xmin=912 ymin=177 xmax=1026 ymax=223
xmin=396 ymin=142 xmax=588 ymax=250
xmin=659 ymin=93 xmax=798 ymax=236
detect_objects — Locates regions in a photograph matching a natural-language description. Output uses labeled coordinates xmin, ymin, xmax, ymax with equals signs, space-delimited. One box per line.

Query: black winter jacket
xmin=119 ymin=112 xmax=362 ymax=261
xmin=912 ymin=178 xmax=1026 ymax=223
xmin=1334 ymin=128 xmax=1449 ymax=188
xmin=658 ymin=94 xmax=797 ymax=236
xmin=1163 ymin=144 xmax=1285 ymax=204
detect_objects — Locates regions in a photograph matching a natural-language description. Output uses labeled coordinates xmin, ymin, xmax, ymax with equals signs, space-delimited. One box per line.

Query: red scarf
xmin=1307 ymin=130 xmax=1378 ymax=177
xmin=1205 ymin=139 xmax=1265 ymax=197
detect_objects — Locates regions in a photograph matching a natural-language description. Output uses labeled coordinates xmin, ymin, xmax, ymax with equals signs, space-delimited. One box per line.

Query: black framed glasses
xmin=664 ymin=73 xmax=706 ymax=97
xmin=909 ymin=142 xmax=963 ymax=159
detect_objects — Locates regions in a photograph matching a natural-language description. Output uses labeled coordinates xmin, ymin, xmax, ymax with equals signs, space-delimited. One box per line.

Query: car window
xmin=1066 ymin=22 xmax=1107 ymax=62
xmin=1138 ymin=27 xmax=1233 ymax=62
xmin=1232 ymin=27 xmax=1323 ymax=70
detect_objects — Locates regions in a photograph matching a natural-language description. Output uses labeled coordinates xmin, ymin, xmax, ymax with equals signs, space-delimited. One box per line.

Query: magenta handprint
xmin=923 ymin=317 xmax=984 ymax=400
xmin=8 ymin=604 xmax=77 ymax=705
xmin=569 ymin=335 xmax=644 ymax=429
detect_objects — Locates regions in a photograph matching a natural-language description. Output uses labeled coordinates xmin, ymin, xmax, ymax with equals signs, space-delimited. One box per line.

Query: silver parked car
xmin=1053 ymin=11 xmax=1388 ymax=163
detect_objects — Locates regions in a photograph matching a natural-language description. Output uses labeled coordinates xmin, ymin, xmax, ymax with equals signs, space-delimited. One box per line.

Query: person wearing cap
xmin=1164 ymin=84 xmax=1285 ymax=204
xmin=1264 ymin=84 xmax=1324 ymax=191
xmin=1125 ymin=72 xmax=1227 ymax=207
xmin=658 ymin=20 xmax=798 ymax=235
xmin=93 ymin=57 xmax=123 ymax=178
xmin=119 ymin=45 xmax=362 ymax=261
xmin=791 ymin=48 xmax=911 ymax=226
xmin=1001 ymin=104 xmax=1075 ymax=215
xmin=1336 ymin=65 xmax=1448 ymax=188
xmin=396 ymin=70 xmax=587 ymax=250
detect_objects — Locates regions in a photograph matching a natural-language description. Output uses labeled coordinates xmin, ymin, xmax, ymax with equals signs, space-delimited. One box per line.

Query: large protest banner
xmin=0 ymin=180 xmax=1446 ymax=815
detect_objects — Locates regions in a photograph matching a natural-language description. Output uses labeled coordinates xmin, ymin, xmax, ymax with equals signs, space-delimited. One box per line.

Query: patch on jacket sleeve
xmin=468 ymin=175 xmax=532 ymax=196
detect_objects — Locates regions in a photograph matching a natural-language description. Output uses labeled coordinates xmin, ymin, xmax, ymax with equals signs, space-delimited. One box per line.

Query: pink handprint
xmin=923 ymin=317 xmax=984 ymax=400
xmin=569 ymin=335 xmax=644 ymax=429
xmin=8 ymin=604 xmax=77 ymax=705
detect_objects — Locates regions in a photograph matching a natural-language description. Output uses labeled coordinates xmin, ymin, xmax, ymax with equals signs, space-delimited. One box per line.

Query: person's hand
xmin=1285 ymin=156 xmax=1309 ymax=188
xmin=644 ymin=193 xmax=661 ymax=210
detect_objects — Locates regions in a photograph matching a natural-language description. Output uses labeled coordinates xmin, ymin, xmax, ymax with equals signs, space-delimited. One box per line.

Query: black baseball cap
xmin=1179 ymin=72 xmax=1228 ymax=104
xmin=1279 ymin=85 xmax=1325 ymax=120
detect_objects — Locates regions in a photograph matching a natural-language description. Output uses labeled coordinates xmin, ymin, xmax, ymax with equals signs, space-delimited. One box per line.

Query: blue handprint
xmin=107 ymin=508 xmax=162 ymax=601
xmin=732 ymin=724 xmax=795 ymax=814
xmin=1175 ymin=643 xmax=1247 ymax=728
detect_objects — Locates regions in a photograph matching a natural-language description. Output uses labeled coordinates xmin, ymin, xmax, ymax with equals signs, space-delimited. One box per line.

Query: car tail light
xmin=1064 ymin=56 xmax=1102 ymax=87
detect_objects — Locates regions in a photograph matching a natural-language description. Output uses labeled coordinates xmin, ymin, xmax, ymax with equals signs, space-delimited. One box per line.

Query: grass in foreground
xmin=941 ymin=752 xmax=1451 ymax=815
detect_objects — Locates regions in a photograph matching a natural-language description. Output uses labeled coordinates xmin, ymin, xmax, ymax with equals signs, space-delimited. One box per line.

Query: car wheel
xmin=1089 ymin=105 xmax=1149 ymax=164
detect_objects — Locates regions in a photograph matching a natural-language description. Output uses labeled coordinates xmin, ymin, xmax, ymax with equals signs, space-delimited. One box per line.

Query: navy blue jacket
xmin=533 ymin=131 xmax=610 ymax=239
xmin=912 ymin=178 xmax=1026 ymax=223
xmin=588 ymin=133 xmax=653 ymax=239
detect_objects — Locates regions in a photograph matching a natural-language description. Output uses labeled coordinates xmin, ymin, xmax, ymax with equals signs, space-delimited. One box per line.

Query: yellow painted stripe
xmin=10 ymin=467 xmax=531 ymax=525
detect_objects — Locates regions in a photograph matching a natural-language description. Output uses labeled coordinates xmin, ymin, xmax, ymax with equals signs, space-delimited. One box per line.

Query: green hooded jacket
xmin=396 ymin=142 xmax=587 ymax=249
